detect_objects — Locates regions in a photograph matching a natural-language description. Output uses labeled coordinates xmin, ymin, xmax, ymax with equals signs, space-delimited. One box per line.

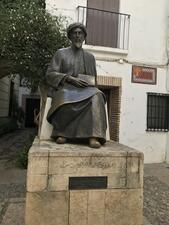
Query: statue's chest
xmin=61 ymin=52 xmax=86 ymax=76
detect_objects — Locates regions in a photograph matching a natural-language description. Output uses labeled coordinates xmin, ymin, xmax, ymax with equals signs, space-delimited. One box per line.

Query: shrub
xmin=0 ymin=0 xmax=69 ymax=90
xmin=16 ymin=132 xmax=35 ymax=169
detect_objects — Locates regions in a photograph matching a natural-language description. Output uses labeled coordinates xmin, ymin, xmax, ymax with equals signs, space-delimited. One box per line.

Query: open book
xmin=78 ymin=74 xmax=96 ymax=86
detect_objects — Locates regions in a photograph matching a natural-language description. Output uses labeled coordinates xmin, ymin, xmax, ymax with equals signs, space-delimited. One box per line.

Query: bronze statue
xmin=45 ymin=22 xmax=107 ymax=148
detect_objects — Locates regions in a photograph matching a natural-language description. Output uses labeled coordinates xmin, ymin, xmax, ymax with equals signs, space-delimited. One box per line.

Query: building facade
xmin=0 ymin=77 xmax=12 ymax=117
xmin=0 ymin=75 xmax=20 ymax=117
xmin=46 ymin=0 xmax=169 ymax=163
xmin=0 ymin=75 xmax=20 ymax=134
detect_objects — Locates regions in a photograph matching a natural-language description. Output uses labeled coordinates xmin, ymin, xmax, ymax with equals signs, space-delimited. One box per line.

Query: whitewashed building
xmin=0 ymin=76 xmax=20 ymax=117
xmin=0 ymin=75 xmax=20 ymax=133
xmin=0 ymin=77 xmax=13 ymax=118
xmin=45 ymin=0 xmax=169 ymax=163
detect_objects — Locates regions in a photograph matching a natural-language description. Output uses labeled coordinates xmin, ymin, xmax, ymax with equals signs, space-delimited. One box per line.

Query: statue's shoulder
xmin=83 ymin=49 xmax=95 ymax=61
xmin=54 ymin=47 xmax=71 ymax=58
xmin=58 ymin=47 xmax=71 ymax=53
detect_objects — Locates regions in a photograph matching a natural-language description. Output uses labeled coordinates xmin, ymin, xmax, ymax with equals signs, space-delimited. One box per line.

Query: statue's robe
xmin=46 ymin=47 xmax=107 ymax=144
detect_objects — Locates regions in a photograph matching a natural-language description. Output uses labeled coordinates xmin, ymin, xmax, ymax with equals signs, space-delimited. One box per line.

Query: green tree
xmin=0 ymin=0 xmax=69 ymax=89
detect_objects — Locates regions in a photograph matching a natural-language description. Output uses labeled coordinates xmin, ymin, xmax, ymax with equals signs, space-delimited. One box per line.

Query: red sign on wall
xmin=132 ymin=66 xmax=157 ymax=85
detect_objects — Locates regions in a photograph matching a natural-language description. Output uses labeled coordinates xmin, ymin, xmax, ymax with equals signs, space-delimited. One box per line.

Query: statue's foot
xmin=56 ymin=137 xmax=66 ymax=144
xmin=89 ymin=138 xmax=101 ymax=148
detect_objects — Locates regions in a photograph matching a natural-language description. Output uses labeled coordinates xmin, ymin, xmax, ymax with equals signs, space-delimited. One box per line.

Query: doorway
xmin=99 ymin=75 xmax=122 ymax=142
xmin=25 ymin=98 xmax=40 ymax=127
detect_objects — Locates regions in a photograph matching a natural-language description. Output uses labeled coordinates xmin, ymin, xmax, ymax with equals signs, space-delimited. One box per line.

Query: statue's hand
xmin=66 ymin=76 xmax=89 ymax=87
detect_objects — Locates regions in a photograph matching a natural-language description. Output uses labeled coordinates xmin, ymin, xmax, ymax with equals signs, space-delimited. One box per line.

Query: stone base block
xmin=25 ymin=139 xmax=144 ymax=225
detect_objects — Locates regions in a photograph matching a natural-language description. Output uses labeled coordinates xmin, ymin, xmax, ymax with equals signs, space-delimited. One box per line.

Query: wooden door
xmin=86 ymin=0 xmax=119 ymax=48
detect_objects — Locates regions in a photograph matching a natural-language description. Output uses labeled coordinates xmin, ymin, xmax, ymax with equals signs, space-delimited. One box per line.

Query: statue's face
xmin=70 ymin=27 xmax=85 ymax=49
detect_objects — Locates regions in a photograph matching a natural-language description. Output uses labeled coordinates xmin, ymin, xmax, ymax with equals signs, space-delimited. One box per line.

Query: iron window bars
xmin=147 ymin=93 xmax=169 ymax=132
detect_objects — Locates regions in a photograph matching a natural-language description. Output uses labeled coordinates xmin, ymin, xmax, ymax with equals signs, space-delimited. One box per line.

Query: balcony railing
xmin=77 ymin=6 xmax=130 ymax=50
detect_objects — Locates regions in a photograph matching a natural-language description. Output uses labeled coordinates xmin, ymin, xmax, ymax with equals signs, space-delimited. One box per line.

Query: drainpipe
xmin=165 ymin=64 xmax=169 ymax=163
xmin=165 ymin=17 xmax=169 ymax=163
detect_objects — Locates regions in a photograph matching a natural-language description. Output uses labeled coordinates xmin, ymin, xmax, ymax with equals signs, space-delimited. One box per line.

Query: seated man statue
xmin=45 ymin=22 xmax=107 ymax=148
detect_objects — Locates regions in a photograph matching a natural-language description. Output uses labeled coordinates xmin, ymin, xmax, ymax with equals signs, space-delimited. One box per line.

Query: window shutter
xmin=86 ymin=0 xmax=120 ymax=48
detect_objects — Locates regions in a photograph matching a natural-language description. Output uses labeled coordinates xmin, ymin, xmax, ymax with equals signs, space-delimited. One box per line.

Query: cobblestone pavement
xmin=0 ymin=129 xmax=169 ymax=225
xmin=144 ymin=164 xmax=169 ymax=225
xmin=0 ymin=128 xmax=35 ymax=170
xmin=144 ymin=176 xmax=169 ymax=225
xmin=0 ymin=184 xmax=26 ymax=224
xmin=0 ymin=129 xmax=35 ymax=224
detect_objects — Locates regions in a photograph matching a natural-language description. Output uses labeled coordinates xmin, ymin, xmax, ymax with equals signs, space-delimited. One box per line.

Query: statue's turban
xmin=67 ymin=22 xmax=87 ymax=39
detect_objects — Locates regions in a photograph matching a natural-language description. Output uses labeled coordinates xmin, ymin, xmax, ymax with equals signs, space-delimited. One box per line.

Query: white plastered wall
xmin=46 ymin=0 xmax=87 ymax=22
xmin=120 ymin=0 xmax=168 ymax=64
xmin=0 ymin=77 xmax=11 ymax=117
xmin=95 ymin=60 xmax=167 ymax=163
xmin=18 ymin=87 xmax=31 ymax=108
xmin=0 ymin=75 xmax=20 ymax=117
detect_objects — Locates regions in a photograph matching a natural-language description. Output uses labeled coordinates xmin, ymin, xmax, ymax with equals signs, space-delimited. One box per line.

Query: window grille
xmin=147 ymin=93 xmax=169 ymax=131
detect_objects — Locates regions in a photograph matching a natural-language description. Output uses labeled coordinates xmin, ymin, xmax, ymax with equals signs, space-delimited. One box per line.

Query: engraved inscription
xmin=61 ymin=157 xmax=116 ymax=169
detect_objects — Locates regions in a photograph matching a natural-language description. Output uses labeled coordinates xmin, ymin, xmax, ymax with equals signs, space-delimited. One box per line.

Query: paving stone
xmin=144 ymin=163 xmax=169 ymax=186
xmin=1 ymin=201 xmax=25 ymax=225
xmin=0 ymin=169 xmax=26 ymax=185
xmin=0 ymin=129 xmax=34 ymax=224
xmin=0 ymin=199 xmax=8 ymax=223
xmin=144 ymin=176 xmax=169 ymax=225
xmin=9 ymin=197 xmax=25 ymax=203
xmin=0 ymin=128 xmax=35 ymax=170
xmin=143 ymin=216 xmax=152 ymax=225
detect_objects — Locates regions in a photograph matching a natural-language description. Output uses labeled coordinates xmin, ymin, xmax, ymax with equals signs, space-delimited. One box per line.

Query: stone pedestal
xmin=25 ymin=139 xmax=144 ymax=225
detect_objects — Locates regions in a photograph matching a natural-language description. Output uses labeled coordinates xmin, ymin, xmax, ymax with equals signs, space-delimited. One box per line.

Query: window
xmin=147 ymin=93 xmax=169 ymax=131
xmin=86 ymin=0 xmax=119 ymax=48
xmin=78 ymin=4 xmax=130 ymax=50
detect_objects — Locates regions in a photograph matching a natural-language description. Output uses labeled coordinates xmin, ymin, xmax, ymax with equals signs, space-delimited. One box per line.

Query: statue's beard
xmin=73 ymin=40 xmax=83 ymax=49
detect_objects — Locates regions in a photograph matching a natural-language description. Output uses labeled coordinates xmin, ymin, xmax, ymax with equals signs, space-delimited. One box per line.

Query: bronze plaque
xmin=132 ymin=65 xmax=157 ymax=84
xmin=69 ymin=176 xmax=107 ymax=190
